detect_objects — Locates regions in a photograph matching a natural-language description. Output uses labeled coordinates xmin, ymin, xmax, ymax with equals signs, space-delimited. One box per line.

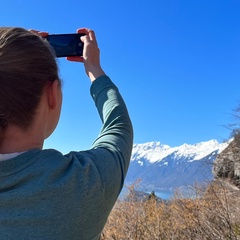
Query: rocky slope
xmin=213 ymin=134 xmax=240 ymax=188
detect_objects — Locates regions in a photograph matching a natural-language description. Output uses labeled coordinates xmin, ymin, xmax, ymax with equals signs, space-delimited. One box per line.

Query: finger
xmin=77 ymin=28 xmax=90 ymax=35
xmin=77 ymin=28 xmax=90 ymax=45
xmin=88 ymin=30 xmax=97 ymax=43
xmin=80 ymin=34 xmax=89 ymax=43
xmin=80 ymin=36 xmax=86 ymax=42
xmin=66 ymin=56 xmax=84 ymax=62
xmin=29 ymin=29 xmax=39 ymax=34
xmin=29 ymin=29 xmax=48 ymax=37
xmin=77 ymin=28 xmax=97 ymax=44
xmin=38 ymin=32 xmax=48 ymax=37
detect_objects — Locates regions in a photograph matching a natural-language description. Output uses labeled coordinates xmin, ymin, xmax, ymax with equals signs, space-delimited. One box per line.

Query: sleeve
xmin=89 ymin=75 xmax=133 ymax=196
xmin=61 ymin=75 xmax=133 ymax=237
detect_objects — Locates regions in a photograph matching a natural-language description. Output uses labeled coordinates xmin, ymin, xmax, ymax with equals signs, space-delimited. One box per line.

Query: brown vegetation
xmin=101 ymin=182 xmax=240 ymax=240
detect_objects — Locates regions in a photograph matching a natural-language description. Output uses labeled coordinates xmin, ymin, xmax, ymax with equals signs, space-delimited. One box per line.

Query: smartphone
xmin=45 ymin=33 xmax=86 ymax=58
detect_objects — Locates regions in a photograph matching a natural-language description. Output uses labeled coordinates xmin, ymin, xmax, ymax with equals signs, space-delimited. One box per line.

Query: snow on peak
xmin=131 ymin=140 xmax=229 ymax=163
xmin=131 ymin=141 xmax=174 ymax=163
xmin=173 ymin=139 xmax=228 ymax=161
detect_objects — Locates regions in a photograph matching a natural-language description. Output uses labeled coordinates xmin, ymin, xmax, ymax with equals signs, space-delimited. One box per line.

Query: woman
xmin=0 ymin=27 xmax=133 ymax=240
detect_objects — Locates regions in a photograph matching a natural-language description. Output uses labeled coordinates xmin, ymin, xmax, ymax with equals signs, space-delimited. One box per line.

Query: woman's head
xmin=0 ymin=27 xmax=60 ymax=139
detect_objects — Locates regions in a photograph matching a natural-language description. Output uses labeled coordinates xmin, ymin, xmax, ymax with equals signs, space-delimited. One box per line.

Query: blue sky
xmin=1 ymin=0 xmax=240 ymax=152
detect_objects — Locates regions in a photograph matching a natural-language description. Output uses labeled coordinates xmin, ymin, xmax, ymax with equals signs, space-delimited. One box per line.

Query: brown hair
xmin=0 ymin=27 xmax=60 ymax=140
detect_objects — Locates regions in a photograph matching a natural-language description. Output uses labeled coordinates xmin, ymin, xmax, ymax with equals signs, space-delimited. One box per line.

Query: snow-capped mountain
xmin=125 ymin=140 xmax=230 ymax=191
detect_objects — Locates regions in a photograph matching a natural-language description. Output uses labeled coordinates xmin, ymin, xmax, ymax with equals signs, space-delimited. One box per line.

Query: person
xmin=0 ymin=27 xmax=133 ymax=240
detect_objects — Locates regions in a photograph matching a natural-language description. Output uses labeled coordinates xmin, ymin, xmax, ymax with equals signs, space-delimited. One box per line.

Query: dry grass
xmin=101 ymin=182 xmax=240 ymax=240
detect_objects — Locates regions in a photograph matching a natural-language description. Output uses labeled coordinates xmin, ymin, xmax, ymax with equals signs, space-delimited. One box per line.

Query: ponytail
xmin=0 ymin=27 xmax=60 ymax=139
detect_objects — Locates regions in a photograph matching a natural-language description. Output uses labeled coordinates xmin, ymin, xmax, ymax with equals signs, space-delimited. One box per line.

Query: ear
xmin=47 ymin=80 xmax=60 ymax=109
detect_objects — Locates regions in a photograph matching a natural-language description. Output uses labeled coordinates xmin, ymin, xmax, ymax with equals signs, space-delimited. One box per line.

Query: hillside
xmin=125 ymin=140 xmax=229 ymax=192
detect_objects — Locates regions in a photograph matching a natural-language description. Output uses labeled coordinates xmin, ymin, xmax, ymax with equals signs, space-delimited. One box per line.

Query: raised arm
xmin=68 ymin=28 xmax=133 ymax=195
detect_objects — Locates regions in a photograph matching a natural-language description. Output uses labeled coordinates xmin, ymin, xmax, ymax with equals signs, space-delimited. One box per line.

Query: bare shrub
xmin=101 ymin=183 xmax=240 ymax=240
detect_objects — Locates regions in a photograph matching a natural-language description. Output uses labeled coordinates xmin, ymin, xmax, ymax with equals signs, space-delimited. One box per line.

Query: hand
xmin=67 ymin=28 xmax=105 ymax=82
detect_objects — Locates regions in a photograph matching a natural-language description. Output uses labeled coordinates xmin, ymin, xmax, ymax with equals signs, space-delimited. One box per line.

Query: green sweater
xmin=0 ymin=76 xmax=133 ymax=240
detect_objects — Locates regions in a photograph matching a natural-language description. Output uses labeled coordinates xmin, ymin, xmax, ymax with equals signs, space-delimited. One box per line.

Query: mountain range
xmin=125 ymin=140 xmax=230 ymax=192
